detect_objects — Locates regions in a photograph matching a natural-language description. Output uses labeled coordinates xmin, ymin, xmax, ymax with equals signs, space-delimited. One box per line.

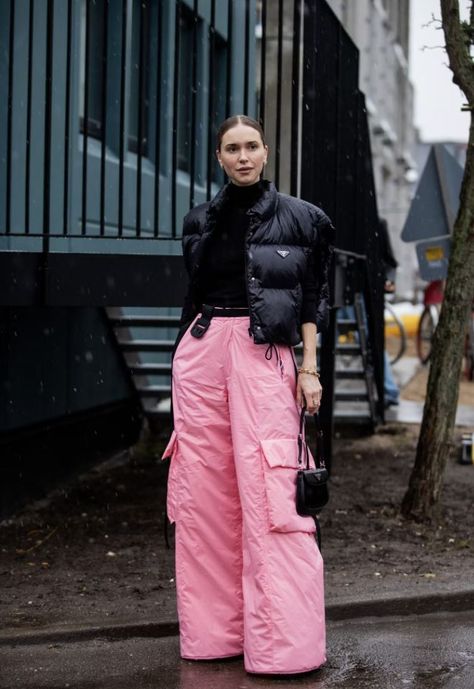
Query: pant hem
xmin=181 ymin=652 xmax=244 ymax=661
xmin=245 ymin=663 xmax=325 ymax=676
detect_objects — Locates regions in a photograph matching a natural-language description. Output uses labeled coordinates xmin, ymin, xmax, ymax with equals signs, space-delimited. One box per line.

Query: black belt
xmin=191 ymin=305 xmax=249 ymax=338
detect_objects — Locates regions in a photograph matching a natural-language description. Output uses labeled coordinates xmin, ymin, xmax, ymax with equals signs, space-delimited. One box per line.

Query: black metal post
xmin=118 ymin=0 xmax=127 ymax=237
xmin=319 ymin=303 xmax=336 ymax=473
xmin=274 ymin=0 xmax=283 ymax=189
xmin=171 ymin=0 xmax=181 ymax=236
xmin=100 ymin=0 xmax=109 ymax=236
xmin=189 ymin=0 xmax=198 ymax=209
xmin=136 ymin=0 xmax=145 ymax=237
xmin=63 ymin=0 xmax=72 ymax=235
xmin=81 ymin=0 xmax=90 ymax=236
xmin=290 ymin=0 xmax=301 ymax=197
xmin=243 ymin=0 xmax=249 ymax=114
xmin=42 ymin=0 xmax=54 ymax=304
xmin=6 ymin=0 xmax=15 ymax=235
xmin=153 ymin=0 xmax=162 ymax=237
xmin=225 ymin=0 xmax=233 ymax=118
xmin=206 ymin=0 xmax=216 ymax=201
xmin=25 ymin=0 xmax=34 ymax=235
xmin=259 ymin=0 xmax=266 ymax=126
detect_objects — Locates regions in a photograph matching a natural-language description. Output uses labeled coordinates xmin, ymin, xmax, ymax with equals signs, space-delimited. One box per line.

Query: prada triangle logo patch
xmin=277 ymin=249 xmax=290 ymax=258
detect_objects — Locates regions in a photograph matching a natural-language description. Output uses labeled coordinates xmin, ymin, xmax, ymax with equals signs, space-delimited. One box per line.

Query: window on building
xmin=79 ymin=0 xmax=151 ymax=155
xmin=176 ymin=5 xmax=196 ymax=173
xmin=176 ymin=5 xmax=229 ymax=182
xmin=129 ymin=0 xmax=151 ymax=155
xmin=79 ymin=0 xmax=105 ymax=139
xmin=210 ymin=35 xmax=228 ymax=183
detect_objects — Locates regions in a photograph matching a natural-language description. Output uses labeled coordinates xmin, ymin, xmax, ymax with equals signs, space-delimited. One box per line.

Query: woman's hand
xmin=298 ymin=322 xmax=321 ymax=414
xmin=296 ymin=372 xmax=322 ymax=415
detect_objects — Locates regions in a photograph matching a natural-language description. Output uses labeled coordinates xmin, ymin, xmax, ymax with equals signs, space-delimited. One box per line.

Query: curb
xmin=326 ymin=589 xmax=474 ymax=621
xmin=0 ymin=620 xmax=179 ymax=647
xmin=1 ymin=590 xmax=473 ymax=647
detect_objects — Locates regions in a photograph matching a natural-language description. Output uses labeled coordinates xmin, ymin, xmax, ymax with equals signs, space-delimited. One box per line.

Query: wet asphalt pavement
xmin=1 ymin=610 xmax=473 ymax=689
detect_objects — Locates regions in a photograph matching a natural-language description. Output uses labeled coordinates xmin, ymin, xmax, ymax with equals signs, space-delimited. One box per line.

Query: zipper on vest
xmin=245 ymin=214 xmax=257 ymax=339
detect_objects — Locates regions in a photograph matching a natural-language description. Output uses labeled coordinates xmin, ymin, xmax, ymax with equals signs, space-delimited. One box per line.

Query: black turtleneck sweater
xmin=199 ymin=181 xmax=317 ymax=324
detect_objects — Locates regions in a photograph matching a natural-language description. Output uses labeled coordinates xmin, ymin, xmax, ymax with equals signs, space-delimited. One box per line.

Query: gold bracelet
xmin=297 ymin=367 xmax=320 ymax=378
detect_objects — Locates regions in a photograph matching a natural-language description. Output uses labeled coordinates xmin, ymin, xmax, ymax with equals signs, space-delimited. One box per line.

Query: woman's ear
xmin=216 ymin=150 xmax=223 ymax=168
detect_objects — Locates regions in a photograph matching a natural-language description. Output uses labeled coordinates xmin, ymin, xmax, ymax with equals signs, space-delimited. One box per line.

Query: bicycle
xmin=384 ymin=300 xmax=407 ymax=365
xmin=416 ymin=280 xmax=474 ymax=378
xmin=416 ymin=280 xmax=443 ymax=365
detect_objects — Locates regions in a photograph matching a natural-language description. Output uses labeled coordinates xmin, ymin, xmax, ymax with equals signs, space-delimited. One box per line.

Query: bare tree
xmin=402 ymin=0 xmax=474 ymax=521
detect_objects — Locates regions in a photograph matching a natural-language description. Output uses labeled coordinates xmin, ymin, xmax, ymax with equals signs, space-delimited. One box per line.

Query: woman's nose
xmin=239 ymin=149 xmax=248 ymax=162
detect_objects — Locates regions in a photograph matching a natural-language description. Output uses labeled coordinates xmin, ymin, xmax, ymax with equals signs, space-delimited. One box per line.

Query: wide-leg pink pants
xmin=162 ymin=315 xmax=325 ymax=674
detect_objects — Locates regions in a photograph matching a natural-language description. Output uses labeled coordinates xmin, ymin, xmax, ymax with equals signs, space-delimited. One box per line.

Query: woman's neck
xmin=227 ymin=180 xmax=264 ymax=209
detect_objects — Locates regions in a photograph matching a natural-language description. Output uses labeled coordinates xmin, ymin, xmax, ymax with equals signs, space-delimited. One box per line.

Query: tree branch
xmin=440 ymin=0 xmax=474 ymax=103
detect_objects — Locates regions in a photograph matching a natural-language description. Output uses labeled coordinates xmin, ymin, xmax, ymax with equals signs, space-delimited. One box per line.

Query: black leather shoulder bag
xmin=296 ymin=407 xmax=329 ymax=516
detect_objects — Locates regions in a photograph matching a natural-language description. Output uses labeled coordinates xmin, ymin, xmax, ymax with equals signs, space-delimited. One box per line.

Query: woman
xmin=162 ymin=115 xmax=334 ymax=675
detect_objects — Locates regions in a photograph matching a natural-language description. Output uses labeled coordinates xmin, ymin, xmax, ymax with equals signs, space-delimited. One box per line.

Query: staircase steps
xmin=334 ymin=388 xmax=369 ymax=402
xmin=336 ymin=318 xmax=357 ymax=334
xmin=335 ymin=368 xmax=365 ymax=379
xmin=335 ymin=343 xmax=362 ymax=356
xmin=333 ymin=297 xmax=379 ymax=428
xmin=108 ymin=309 xmax=178 ymax=421
xmin=110 ymin=315 xmax=179 ymax=328
xmin=118 ymin=339 xmax=175 ymax=353
xmin=129 ymin=363 xmax=172 ymax=375
xmin=136 ymin=384 xmax=172 ymax=397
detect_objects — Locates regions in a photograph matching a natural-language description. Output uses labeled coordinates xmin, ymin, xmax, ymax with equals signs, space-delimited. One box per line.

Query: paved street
xmin=1 ymin=610 xmax=473 ymax=689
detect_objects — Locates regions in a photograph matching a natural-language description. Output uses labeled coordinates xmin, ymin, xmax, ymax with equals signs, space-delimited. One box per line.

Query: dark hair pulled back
xmin=216 ymin=115 xmax=266 ymax=151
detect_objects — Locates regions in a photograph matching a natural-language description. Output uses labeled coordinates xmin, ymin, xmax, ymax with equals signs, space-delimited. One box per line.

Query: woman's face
xmin=216 ymin=124 xmax=268 ymax=186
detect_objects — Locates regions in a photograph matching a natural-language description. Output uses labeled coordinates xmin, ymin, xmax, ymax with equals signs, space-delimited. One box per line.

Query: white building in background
xmin=326 ymin=0 xmax=418 ymax=299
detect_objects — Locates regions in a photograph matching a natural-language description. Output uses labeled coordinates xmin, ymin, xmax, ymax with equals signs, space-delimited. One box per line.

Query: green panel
xmin=0 ymin=307 xmax=133 ymax=432
xmin=0 ymin=0 xmax=11 ymax=234
xmin=1 ymin=0 xmax=257 ymax=248
xmin=10 ymin=0 xmax=29 ymax=235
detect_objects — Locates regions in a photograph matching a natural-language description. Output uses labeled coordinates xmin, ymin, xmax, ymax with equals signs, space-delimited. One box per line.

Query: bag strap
xmin=297 ymin=406 xmax=326 ymax=470
xmin=297 ymin=406 xmax=310 ymax=468
xmin=313 ymin=412 xmax=326 ymax=470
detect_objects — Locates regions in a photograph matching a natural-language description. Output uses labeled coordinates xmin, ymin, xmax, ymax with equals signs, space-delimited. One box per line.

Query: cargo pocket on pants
xmin=260 ymin=438 xmax=316 ymax=534
xmin=162 ymin=430 xmax=179 ymax=523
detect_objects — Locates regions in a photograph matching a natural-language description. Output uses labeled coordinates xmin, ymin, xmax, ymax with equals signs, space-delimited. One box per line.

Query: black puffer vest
xmin=180 ymin=181 xmax=334 ymax=346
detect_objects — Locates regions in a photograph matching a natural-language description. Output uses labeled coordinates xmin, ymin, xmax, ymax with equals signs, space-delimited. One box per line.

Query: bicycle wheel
xmin=417 ymin=306 xmax=438 ymax=364
xmin=384 ymin=302 xmax=407 ymax=365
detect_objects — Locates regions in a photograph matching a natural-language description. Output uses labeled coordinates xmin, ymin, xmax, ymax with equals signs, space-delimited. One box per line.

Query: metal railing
xmin=1 ymin=0 xmax=256 ymax=241
xmin=1 ymin=0 xmax=387 ymax=439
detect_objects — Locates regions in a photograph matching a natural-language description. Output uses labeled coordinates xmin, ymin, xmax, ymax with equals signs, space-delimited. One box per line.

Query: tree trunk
xmin=402 ymin=0 xmax=474 ymax=521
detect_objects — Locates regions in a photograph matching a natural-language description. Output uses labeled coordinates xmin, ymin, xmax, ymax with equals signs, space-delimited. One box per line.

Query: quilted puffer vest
xmin=180 ymin=181 xmax=334 ymax=346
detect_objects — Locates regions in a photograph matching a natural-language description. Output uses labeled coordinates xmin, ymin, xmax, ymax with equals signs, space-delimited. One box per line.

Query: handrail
xmin=335 ymin=248 xmax=368 ymax=261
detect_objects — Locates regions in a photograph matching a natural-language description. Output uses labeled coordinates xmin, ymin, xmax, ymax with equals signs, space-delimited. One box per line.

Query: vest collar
xmin=207 ymin=179 xmax=278 ymax=223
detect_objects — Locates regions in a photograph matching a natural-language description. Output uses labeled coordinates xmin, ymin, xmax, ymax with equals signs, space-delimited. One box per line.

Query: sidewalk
xmin=386 ymin=398 xmax=474 ymax=425
xmin=1 ymin=580 xmax=474 ymax=647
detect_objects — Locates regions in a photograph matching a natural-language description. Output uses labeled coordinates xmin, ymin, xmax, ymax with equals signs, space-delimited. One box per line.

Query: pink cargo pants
xmin=162 ymin=315 xmax=325 ymax=674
